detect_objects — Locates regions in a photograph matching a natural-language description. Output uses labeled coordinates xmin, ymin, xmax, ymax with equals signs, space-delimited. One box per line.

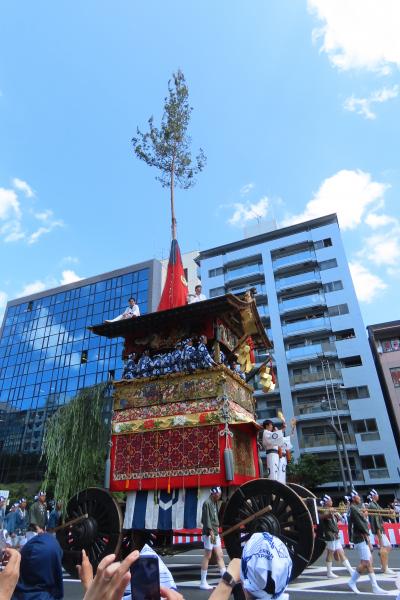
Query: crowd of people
xmin=0 ymin=492 xmax=62 ymax=548
xmin=122 ymin=336 xmax=245 ymax=381
xmin=0 ymin=486 xmax=293 ymax=600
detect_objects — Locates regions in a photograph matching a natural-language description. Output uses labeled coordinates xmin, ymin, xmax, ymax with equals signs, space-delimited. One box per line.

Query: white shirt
xmin=123 ymin=304 xmax=140 ymax=317
xmin=188 ymin=293 xmax=207 ymax=303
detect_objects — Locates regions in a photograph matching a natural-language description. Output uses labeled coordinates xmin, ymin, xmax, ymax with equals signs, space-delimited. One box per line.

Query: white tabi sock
xmin=326 ymin=562 xmax=339 ymax=578
xmin=351 ymin=571 xmax=360 ymax=583
xmin=201 ymin=569 xmax=208 ymax=584
xmin=342 ymin=559 xmax=354 ymax=574
xmin=368 ymin=572 xmax=387 ymax=593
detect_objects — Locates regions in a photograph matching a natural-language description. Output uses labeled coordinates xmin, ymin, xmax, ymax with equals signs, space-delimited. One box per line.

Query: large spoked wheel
xmin=288 ymin=483 xmax=326 ymax=565
xmin=57 ymin=487 xmax=123 ymax=578
xmin=222 ymin=479 xmax=314 ymax=580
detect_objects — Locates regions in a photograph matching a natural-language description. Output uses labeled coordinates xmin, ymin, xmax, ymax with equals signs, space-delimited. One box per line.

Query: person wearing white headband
xmin=368 ymin=489 xmax=395 ymax=575
xmin=199 ymin=487 xmax=225 ymax=590
xmin=319 ymin=494 xmax=353 ymax=578
xmin=347 ymin=489 xmax=387 ymax=594
xmin=209 ymin=531 xmax=292 ymax=600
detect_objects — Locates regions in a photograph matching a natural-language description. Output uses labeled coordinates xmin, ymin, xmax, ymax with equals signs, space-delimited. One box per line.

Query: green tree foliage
xmin=286 ymin=454 xmax=335 ymax=491
xmin=42 ymin=384 xmax=110 ymax=511
xmin=132 ymin=70 xmax=206 ymax=239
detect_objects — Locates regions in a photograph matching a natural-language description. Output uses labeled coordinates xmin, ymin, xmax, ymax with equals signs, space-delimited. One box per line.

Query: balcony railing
xmin=290 ymin=369 xmax=342 ymax=386
xmin=283 ymin=317 xmax=331 ymax=336
xmin=286 ymin=342 xmax=336 ymax=362
xmin=295 ymin=400 xmax=349 ymax=415
xmin=224 ymin=264 xmax=263 ymax=283
xmin=300 ymin=432 xmax=355 ymax=448
xmin=359 ymin=432 xmax=380 ymax=442
xmin=280 ymin=293 xmax=325 ymax=312
xmin=227 ymin=282 xmax=266 ymax=296
xmin=273 ymin=250 xmax=315 ymax=270
xmin=276 ymin=271 xmax=318 ymax=290
xmin=367 ymin=468 xmax=389 ymax=479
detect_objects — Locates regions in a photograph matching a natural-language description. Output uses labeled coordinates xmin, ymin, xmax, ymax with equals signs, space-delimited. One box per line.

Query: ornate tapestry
xmin=113 ymin=425 xmax=221 ymax=480
xmin=233 ymin=428 xmax=256 ymax=477
xmin=113 ymin=398 xmax=221 ymax=423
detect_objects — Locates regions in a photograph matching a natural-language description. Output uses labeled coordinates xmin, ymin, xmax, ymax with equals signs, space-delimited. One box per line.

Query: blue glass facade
xmin=0 ymin=260 xmax=161 ymax=482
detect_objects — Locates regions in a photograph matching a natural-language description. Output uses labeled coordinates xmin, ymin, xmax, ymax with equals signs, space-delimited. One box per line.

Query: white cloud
xmin=60 ymin=270 xmax=82 ymax=285
xmin=12 ymin=177 xmax=35 ymax=198
xmin=0 ymin=291 xmax=7 ymax=324
xmin=228 ymin=196 xmax=269 ymax=226
xmin=363 ymin=232 xmax=400 ymax=267
xmin=349 ymin=261 xmax=387 ymax=303
xmin=34 ymin=209 xmax=53 ymax=222
xmin=283 ymin=169 xmax=388 ymax=230
xmin=19 ymin=280 xmax=47 ymax=297
xmin=240 ymin=183 xmax=255 ymax=196
xmin=365 ymin=213 xmax=398 ymax=229
xmin=27 ymin=219 xmax=63 ymax=245
xmin=0 ymin=187 xmax=21 ymax=220
xmin=0 ymin=219 xmax=25 ymax=243
xmin=61 ymin=256 xmax=79 ymax=265
xmin=344 ymin=85 xmax=399 ymax=119
xmin=308 ymin=0 xmax=400 ymax=74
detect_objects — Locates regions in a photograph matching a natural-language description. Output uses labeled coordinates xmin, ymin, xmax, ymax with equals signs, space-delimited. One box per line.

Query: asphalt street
xmin=63 ymin=547 xmax=400 ymax=599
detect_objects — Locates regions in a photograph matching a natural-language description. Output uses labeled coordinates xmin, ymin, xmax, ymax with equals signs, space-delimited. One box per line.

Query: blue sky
xmin=1 ymin=0 xmax=399 ymax=327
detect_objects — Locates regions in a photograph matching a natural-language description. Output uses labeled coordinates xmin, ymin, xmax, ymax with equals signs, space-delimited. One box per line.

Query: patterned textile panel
xmin=113 ymin=425 xmax=221 ymax=481
xmin=112 ymin=400 xmax=256 ymax=435
xmin=123 ymin=487 xmax=211 ymax=531
xmin=113 ymin=367 xmax=254 ymax=413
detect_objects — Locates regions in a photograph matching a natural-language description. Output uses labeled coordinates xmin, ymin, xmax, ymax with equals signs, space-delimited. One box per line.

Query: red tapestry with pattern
xmin=113 ymin=425 xmax=220 ymax=481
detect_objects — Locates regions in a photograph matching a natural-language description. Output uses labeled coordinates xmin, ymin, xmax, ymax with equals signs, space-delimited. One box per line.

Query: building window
xmin=328 ymin=303 xmax=349 ymax=317
xmin=209 ymin=286 xmax=225 ymax=298
xmin=335 ymin=329 xmax=355 ymax=340
xmin=208 ymin=267 xmax=224 ymax=278
xmin=342 ymin=355 xmax=362 ymax=368
xmin=183 ymin=268 xmax=188 ymax=282
xmin=319 ymin=259 xmax=338 ymax=271
xmin=315 ymin=238 xmax=332 ymax=249
xmin=80 ymin=350 xmax=88 ymax=364
xmin=390 ymin=367 xmax=400 ymax=387
xmin=323 ymin=280 xmax=343 ymax=293
xmin=27 ymin=301 xmax=34 ymax=312
xmin=345 ymin=386 xmax=369 ymax=400
xmin=353 ymin=419 xmax=377 ymax=434
xmin=361 ymin=454 xmax=387 ymax=469
xmin=380 ymin=338 xmax=400 ymax=353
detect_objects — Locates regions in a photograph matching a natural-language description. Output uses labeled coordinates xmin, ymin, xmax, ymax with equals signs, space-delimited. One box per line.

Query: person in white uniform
xmin=105 ymin=297 xmax=140 ymax=322
xmin=188 ymin=284 xmax=207 ymax=303
xmin=262 ymin=420 xmax=285 ymax=481
xmin=368 ymin=488 xmax=395 ymax=575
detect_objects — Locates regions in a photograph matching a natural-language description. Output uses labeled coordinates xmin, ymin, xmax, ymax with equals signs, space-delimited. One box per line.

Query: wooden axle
xmin=317 ymin=507 xmax=395 ymax=518
xmin=221 ymin=505 xmax=272 ymax=538
xmin=52 ymin=513 xmax=89 ymax=533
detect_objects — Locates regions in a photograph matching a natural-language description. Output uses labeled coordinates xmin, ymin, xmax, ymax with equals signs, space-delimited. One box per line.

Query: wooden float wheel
xmin=57 ymin=487 xmax=123 ymax=578
xmin=221 ymin=479 xmax=314 ymax=580
xmin=288 ymin=483 xmax=326 ymax=565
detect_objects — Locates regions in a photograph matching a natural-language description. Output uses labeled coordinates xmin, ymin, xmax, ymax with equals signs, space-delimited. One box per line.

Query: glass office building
xmin=198 ymin=214 xmax=400 ymax=494
xmin=0 ymin=260 xmax=161 ymax=482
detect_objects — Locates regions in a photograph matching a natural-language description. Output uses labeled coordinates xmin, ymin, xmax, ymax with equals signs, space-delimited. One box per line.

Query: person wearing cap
xmin=319 ymin=494 xmax=353 ymax=578
xmin=368 ymin=489 xmax=395 ymax=575
xmin=347 ymin=489 xmax=387 ymax=594
xmin=15 ymin=498 xmax=29 ymax=538
xmin=29 ymin=491 xmax=48 ymax=531
xmin=262 ymin=420 xmax=285 ymax=481
xmin=209 ymin=531 xmax=292 ymax=600
xmin=200 ymin=487 xmax=226 ymax=590
xmin=4 ymin=503 xmax=19 ymax=543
